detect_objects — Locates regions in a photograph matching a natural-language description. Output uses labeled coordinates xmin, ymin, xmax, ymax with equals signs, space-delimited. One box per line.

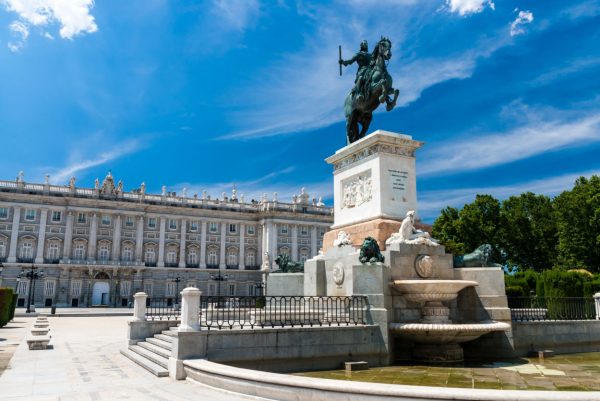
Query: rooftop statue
xmin=340 ymin=37 xmax=400 ymax=144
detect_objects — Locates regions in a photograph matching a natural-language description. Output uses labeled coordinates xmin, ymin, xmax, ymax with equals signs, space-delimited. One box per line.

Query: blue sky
xmin=0 ymin=0 xmax=599 ymax=222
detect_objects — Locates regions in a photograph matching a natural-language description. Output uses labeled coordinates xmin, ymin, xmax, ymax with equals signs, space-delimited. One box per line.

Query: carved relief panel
xmin=341 ymin=169 xmax=373 ymax=209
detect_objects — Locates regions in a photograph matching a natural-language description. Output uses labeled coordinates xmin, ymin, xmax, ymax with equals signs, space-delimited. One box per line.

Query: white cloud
xmin=418 ymin=108 xmax=600 ymax=176
xmin=7 ymin=20 xmax=28 ymax=52
xmin=211 ymin=0 xmax=260 ymax=32
xmin=445 ymin=0 xmax=495 ymax=16
xmin=49 ymin=139 xmax=141 ymax=184
xmin=510 ymin=9 xmax=534 ymax=36
xmin=2 ymin=0 xmax=97 ymax=50
xmin=418 ymin=170 xmax=600 ymax=219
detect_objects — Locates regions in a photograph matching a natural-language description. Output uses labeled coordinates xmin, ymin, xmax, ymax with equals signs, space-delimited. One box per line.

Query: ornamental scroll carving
xmin=342 ymin=172 xmax=372 ymax=209
xmin=333 ymin=143 xmax=417 ymax=171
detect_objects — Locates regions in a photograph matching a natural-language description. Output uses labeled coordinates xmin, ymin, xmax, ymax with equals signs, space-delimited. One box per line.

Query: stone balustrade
xmin=595 ymin=292 xmax=600 ymax=320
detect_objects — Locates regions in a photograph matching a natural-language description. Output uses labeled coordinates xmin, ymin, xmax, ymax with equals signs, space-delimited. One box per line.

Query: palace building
xmin=0 ymin=172 xmax=332 ymax=308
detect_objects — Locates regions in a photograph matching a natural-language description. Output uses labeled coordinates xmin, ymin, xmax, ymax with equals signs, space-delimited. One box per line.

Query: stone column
xmin=311 ymin=226 xmax=318 ymax=258
xmin=88 ymin=213 xmax=98 ymax=261
xmin=595 ymin=293 xmax=600 ymax=320
xmin=291 ymin=224 xmax=298 ymax=262
xmin=63 ymin=211 xmax=74 ymax=261
xmin=178 ymin=287 xmax=201 ymax=332
xmin=7 ymin=206 xmax=21 ymax=263
xmin=157 ymin=217 xmax=166 ymax=267
xmin=178 ymin=219 xmax=187 ymax=268
xmin=34 ymin=208 xmax=48 ymax=263
xmin=267 ymin=221 xmax=277 ymax=268
xmin=219 ymin=222 xmax=226 ymax=269
xmin=132 ymin=292 xmax=148 ymax=321
xmin=257 ymin=224 xmax=263 ymax=267
xmin=239 ymin=223 xmax=245 ymax=269
xmin=135 ymin=216 xmax=144 ymax=262
xmin=200 ymin=221 xmax=207 ymax=269
xmin=112 ymin=215 xmax=122 ymax=262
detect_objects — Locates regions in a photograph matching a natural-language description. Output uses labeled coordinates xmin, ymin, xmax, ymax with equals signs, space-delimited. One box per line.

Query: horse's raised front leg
xmin=386 ymin=88 xmax=400 ymax=112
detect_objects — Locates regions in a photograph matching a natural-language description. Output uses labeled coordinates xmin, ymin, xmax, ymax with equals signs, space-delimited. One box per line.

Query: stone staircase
xmin=120 ymin=326 xmax=178 ymax=377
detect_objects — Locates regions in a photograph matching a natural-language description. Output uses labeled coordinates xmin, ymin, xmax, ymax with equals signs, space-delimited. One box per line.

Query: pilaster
xmin=88 ymin=213 xmax=98 ymax=261
xmin=34 ymin=208 xmax=48 ymax=263
xmin=219 ymin=222 xmax=226 ymax=269
xmin=135 ymin=216 xmax=144 ymax=262
xmin=7 ymin=206 xmax=21 ymax=263
xmin=63 ymin=211 xmax=74 ymax=261
xmin=239 ymin=224 xmax=245 ymax=269
xmin=200 ymin=221 xmax=207 ymax=269
xmin=157 ymin=217 xmax=166 ymax=267
xmin=179 ymin=219 xmax=187 ymax=268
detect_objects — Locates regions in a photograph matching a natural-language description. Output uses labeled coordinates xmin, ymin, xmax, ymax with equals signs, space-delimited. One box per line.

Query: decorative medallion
xmin=332 ymin=262 xmax=345 ymax=287
xmin=414 ymin=255 xmax=433 ymax=278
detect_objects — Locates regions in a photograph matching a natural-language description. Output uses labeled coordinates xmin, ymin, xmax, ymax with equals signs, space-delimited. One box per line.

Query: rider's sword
xmin=338 ymin=45 xmax=342 ymax=76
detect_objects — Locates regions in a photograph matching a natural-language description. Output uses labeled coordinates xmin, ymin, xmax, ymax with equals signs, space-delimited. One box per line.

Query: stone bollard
xmin=179 ymin=287 xmax=202 ymax=332
xmin=132 ymin=292 xmax=148 ymax=321
xmin=595 ymin=293 xmax=600 ymax=320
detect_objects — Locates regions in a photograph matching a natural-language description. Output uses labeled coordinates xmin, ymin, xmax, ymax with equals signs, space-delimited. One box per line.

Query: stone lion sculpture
xmin=453 ymin=244 xmax=502 ymax=268
xmin=359 ymin=236 xmax=385 ymax=264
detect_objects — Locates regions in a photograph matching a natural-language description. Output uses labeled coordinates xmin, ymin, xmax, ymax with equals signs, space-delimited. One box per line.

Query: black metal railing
xmin=186 ymin=263 xmax=200 ymax=268
xmin=225 ymin=264 xmax=239 ymax=270
xmin=508 ymin=296 xmax=597 ymax=321
xmin=206 ymin=264 xmax=219 ymax=269
xmin=145 ymin=297 xmax=180 ymax=321
xmin=44 ymin=258 xmax=60 ymax=264
xmin=200 ymin=296 xmax=369 ymax=330
xmin=17 ymin=257 xmax=35 ymax=263
xmin=145 ymin=261 xmax=157 ymax=267
xmin=164 ymin=262 xmax=179 ymax=268
xmin=245 ymin=265 xmax=260 ymax=270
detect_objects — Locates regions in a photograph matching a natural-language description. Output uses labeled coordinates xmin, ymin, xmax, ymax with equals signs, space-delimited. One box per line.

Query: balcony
xmin=186 ymin=263 xmax=200 ymax=268
xmin=44 ymin=258 xmax=60 ymax=264
xmin=206 ymin=264 xmax=219 ymax=269
xmin=164 ymin=262 xmax=179 ymax=268
xmin=145 ymin=262 xmax=157 ymax=267
xmin=0 ymin=257 xmax=7 ymax=263
xmin=16 ymin=257 xmax=34 ymax=263
xmin=245 ymin=265 xmax=261 ymax=271
xmin=226 ymin=265 xmax=239 ymax=270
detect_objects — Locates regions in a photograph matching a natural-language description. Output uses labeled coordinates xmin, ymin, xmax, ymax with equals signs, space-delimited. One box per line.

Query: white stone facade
xmin=0 ymin=173 xmax=332 ymax=307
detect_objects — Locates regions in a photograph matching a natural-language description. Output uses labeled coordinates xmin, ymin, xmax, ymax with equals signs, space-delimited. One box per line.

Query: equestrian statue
xmin=339 ymin=37 xmax=400 ymax=145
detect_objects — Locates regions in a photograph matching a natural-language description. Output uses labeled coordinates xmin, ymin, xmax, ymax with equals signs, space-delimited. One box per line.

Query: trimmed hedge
xmin=0 ymin=288 xmax=15 ymax=327
xmin=9 ymin=293 xmax=17 ymax=321
xmin=505 ymin=268 xmax=600 ymax=298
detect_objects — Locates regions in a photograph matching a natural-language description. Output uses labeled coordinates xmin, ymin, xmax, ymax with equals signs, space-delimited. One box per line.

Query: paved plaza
xmin=0 ymin=315 xmax=259 ymax=401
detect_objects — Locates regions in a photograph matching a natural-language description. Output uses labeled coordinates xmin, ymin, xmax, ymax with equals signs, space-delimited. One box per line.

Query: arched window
xmin=187 ymin=248 xmax=198 ymax=265
xmin=279 ymin=246 xmax=290 ymax=257
xmin=20 ymin=240 xmax=33 ymax=259
xmin=300 ymin=248 xmax=309 ymax=263
xmin=47 ymin=242 xmax=60 ymax=260
xmin=98 ymin=244 xmax=110 ymax=261
xmin=245 ymin=250 xmax=256 ymax=267
xmin=145 ymin=247 xmax=156 ymax=263
xmin=122 ymin=244 xmax=133 ymax=261
xmin=166 ymin=248 xmax=177 ymax=264
xmin=208 ymin=248 xmax=218 ymax=266
xmin=227 ymin=249 xmax=237 ymax=266
xmin=74 ymin=243 xmax=85 ymax=260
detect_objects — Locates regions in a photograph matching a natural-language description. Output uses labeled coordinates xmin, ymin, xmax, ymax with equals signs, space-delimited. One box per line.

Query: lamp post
xmin=261 ymin=265 xmax=270 ymax=297
xmin=19 ymin=265 xmax=44 ymax=313
xmin=209 ymin=273 xmax=228 ymax=305
xmin=171 ymin=275 xmax=182 ymax=307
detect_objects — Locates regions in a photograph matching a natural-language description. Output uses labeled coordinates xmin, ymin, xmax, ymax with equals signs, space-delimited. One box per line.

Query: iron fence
xmin=508 ymin=296 xmax=597 ymax=321
xmin=200 ymin=296 xmax=369 ymax=330
xmin=145 ymin=297 xmax=180 ymax=321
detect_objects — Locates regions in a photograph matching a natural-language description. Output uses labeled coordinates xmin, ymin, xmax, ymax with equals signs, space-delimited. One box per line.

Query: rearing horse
xmin=344 ymin=37 xmax=400 ymax=145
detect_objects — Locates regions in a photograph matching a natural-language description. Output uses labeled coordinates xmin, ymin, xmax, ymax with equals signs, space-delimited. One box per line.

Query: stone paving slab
xmin=0 ymin=316 xmax=262 ymax=401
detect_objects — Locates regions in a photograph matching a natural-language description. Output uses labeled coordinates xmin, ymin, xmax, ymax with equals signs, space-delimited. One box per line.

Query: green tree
xmin=457 ymin=194 xmax=503 ymax=259
xmin=431 ymin=206 xmax=465 ymax=255
xmin=499 ymin=192 xmax=557 ymax=272
xmin=554 ymin=176 xmax=600 ymax=273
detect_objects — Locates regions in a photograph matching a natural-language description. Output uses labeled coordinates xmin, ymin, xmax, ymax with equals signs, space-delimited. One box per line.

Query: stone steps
xmin=161 ymin=330 xmax=178 ymax=337
xmin=146 ymin=337 xmax=172 ymax=350
xmin=128 ymin=344 xmax=169 ymax=368
xmin=154 ymin=334 xmax=174 ymax=343
xmin=138 ymin=341 xmax=171 ymax=358
xmin=120 ymin=348 xmax=169 ymax=377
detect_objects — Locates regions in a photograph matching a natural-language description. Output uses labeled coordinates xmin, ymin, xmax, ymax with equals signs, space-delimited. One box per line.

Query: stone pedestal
xmin=323 ymin=130 xmax=423 ymax=251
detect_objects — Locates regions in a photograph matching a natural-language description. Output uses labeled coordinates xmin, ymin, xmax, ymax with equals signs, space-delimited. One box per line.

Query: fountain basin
xmin=392 ymin=279 xmax=478 ymax=302
xmin=389 ymin=321 xmax=511 ymax=344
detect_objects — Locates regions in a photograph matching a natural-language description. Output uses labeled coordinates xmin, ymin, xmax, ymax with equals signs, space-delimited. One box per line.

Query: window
xmin=101 ymin=215 xmax=111 ymax=225
xmin=20 ymin=241 xmax=33 ymax=258
xmin=98 ymin=244 xmax=110 ymax=261
xmin=166 ymin=249 xmax=177 ymax=264
xmin=247 ymin=225 xmax=255 ymax=235
xmin=145 ymin=247 xmax=156 ymax=263
xmin=147 ymin=218 xmax=156 ymax=229
xmin=47 ymin=243 xmax=60 ymax=260
xmin=246 ymin=251 xmax=255 ymax=267
xmin=300 ymin=248 xmax=309 ymax=263
xmin=208 ymin=283 xmax=217 ymax=296
xmin=0 ymin=239 xmax=5 ymax=258
xmin=227 ymin=250 xmax=237 ymax=266
xmin=169 ymin=219 xmax=177 ymax=230
xmin=190 ymin=221 xmax=198 ymax=231
xmin=279 ymin=246 xmax=290 ymax=257
xmin=187 ymin=249 xmax=198 ymax=265
xmin=25 ymin=209 xmax=36 ymax=221
xmin=143 ymin=282 xmax=153 ymax=296
xmin=166 ymin=282 xmax=176 ymax=297
xmin=0 ymin=207 xmax=8 ymax=219
xmin=16 ymin=281 xmax=28 ymax=296
xmin=248 ymin=284 xmax=256 ymax=296
xmin=125 ymin=216 xmax=134 ymax=227
xmin=208 ymin=249 xmax=218 ymax=265
xmin=74 ymin=243 xmax=85 ymax=260
xmin=228 ymin=284 xmax=235 ymax=296
xmin=51 ymin=211 xmax=61 ymax=222
xmin=209 ymin=222 xmax=218 ymax=233
xmin=122 ymin=244 xmax=133 ymax=261
xmin=301 ymin=225 xmax=308 ymax=235
xmin=280 ymin=224 xmax=288 ymax=234
xmin=229 ymin=224 xmax=237 ymax=234
xmin=120 ymin=281 xmax=131 ymax=296
xmin=77 ymin=213 xmax=86 ymax=224
xmin=44 ymin=280 xmax=56 ymax=297
xmin=71 ymin=281 xmax=82 ymax=297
